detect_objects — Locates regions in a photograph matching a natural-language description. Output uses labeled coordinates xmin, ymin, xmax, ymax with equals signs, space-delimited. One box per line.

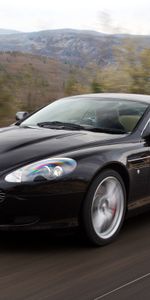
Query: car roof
xmin=65 ymin=93 xmax=150 ymax=104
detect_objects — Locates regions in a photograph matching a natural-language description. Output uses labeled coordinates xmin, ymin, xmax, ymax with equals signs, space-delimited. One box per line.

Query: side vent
xmin=0 ymin=190 xmax=6 ymax=203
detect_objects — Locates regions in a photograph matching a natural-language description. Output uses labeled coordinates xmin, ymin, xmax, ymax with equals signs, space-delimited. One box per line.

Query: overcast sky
xmin=0 ymin=0 xmax=150 ymax=35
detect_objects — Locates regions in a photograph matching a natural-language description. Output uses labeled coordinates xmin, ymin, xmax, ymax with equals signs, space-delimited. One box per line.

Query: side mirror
xmin=16 ymin=111 xmax=29 ymax=121
xmin=142 ymin=121 xmax=150 ymax=140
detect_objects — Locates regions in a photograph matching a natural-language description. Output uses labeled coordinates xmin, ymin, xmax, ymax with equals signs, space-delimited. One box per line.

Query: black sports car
xmin=0 ymin=93 xmax=150 ymax=246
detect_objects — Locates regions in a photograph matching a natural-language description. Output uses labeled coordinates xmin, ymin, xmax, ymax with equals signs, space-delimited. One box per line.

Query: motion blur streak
xmin=94 ymin=272 xmax=150 ymax=300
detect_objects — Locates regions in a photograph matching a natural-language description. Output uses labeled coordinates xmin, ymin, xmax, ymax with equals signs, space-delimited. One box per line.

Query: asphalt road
xmin=0 ymin=212 xmax=150 ymax=300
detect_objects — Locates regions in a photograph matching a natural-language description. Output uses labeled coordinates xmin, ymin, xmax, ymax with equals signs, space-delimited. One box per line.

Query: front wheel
xmin=81 ymin=169 xmax=127 ymax=246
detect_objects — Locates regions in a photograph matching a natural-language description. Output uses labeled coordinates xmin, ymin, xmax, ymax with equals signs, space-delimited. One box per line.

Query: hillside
xmin=0 ymin=29 xmax=150 ymax=66
xmin=0 ymin=29 xmax=150 ymax=126
xmin=0 ymin=52 xmax=73 ymax=125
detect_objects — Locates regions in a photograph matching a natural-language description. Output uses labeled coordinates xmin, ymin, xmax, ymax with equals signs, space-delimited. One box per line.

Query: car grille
xmin=0 ymin=190 xmax=5 ymax=203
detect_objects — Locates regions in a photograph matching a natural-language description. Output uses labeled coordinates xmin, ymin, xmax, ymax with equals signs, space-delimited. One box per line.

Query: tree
xmin=91 ymin=80 xmax=103 ymax=93
xmin=92 ymin=39 xmax=150 ymax=95
xmin=0 ymin=74 xmax=16 ymax=126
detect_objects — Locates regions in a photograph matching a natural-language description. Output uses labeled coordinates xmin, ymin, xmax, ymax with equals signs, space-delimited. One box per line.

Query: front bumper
xmin=0 ymin=178 xmax=86 ymax=227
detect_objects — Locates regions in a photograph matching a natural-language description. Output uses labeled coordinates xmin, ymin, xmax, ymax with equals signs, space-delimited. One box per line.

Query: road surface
xmin=0 ymin=212 xmax=150 ymax=300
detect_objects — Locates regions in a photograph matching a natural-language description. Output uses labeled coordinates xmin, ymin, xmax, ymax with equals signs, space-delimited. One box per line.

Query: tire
xmin=81 ymin=169 xmax=127 ymax=246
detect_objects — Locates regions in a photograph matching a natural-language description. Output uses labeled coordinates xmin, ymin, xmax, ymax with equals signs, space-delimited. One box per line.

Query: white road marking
xmin=94 ymin=272 xmax=150 ymax=300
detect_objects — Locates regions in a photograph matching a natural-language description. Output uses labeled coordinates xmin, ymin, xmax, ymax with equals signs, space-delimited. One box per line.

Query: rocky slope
xmin=0 ymin=29 xmax=150 ymax=66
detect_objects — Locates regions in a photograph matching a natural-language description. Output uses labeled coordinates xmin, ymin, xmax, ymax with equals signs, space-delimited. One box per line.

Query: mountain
xmin=0 ymin=29 xmax=150 ymax=66
xmin=0 ymin=29 xmax=21 ymax=35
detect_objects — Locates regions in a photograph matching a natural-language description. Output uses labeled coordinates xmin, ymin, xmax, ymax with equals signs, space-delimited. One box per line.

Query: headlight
xmin=5 ymin=158 xmax=77 ymax=183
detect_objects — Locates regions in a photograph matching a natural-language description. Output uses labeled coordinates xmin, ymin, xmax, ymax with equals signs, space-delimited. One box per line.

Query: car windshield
xmin=20 ymin=97 xmax=148 ymax=134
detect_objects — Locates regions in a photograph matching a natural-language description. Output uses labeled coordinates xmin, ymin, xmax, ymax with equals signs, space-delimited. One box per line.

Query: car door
xmin=127 ymin=114 xmax=150 ymax=211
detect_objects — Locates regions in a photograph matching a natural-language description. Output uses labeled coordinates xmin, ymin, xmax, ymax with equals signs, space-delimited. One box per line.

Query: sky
xmin=0 ymin=0 xmax=150 ymax=35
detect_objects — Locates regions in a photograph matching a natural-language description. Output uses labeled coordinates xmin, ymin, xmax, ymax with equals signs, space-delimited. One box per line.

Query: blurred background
xmin=0 ymin=0 xmax=150 ymax=126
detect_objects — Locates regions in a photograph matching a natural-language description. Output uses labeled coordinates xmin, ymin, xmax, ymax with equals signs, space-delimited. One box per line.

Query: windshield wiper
xmin=37 ymin=122 xmax=127 ymax=134
xmin=37 ymin=121 xmax=85 ymax=130
xmin=87 ymin=127 xmax=127 ymax=134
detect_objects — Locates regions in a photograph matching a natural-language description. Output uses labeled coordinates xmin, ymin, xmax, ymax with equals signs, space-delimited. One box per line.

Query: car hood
xmin=0 ymin=125 xmax=126 ymax=172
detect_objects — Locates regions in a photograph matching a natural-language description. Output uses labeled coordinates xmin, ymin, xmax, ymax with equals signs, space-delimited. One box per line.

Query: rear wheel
xmin=81 ymin=169 xmax=126 ymax=246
